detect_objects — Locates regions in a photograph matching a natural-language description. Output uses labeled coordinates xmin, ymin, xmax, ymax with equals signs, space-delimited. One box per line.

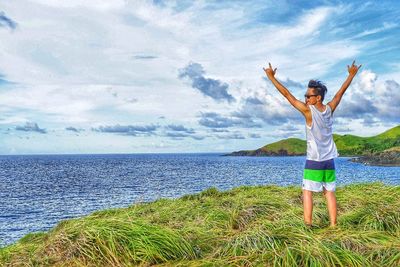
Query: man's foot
xmin=305 ymin=223 xmax=313 ymax=229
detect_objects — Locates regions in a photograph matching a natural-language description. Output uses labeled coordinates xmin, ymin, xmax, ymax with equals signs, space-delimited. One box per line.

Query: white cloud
xmin=334 ymin=69 xmax=400 ymax=126
xmin=358 ymin=70 xmax=377 ymax=93
xmin=353 ymin=22 xmax=398 ymax=39
xmin=28 ymin=0 xmax=126 ymax=11
xmin=0 ymin=1 xmax=398 ymax=153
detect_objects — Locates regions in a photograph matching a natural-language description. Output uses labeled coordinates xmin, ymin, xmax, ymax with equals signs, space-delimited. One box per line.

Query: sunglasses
xmin=304 ymin=94 xmax=318 ymax=99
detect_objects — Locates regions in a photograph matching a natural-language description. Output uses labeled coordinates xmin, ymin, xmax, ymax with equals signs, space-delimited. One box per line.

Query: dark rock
xmin=350 ymin=147 xmax=400 ymax=166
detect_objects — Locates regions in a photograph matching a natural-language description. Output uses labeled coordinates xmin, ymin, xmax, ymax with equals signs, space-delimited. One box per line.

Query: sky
xmin=0 ymin=0 xmax=399 ymax=154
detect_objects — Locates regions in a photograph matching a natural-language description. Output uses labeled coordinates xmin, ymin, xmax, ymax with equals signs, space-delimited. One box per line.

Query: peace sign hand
xmin=348 ymin=60 xmax=362 ymax=77
xmin=263 ymin=62 xmax=277 ymax=80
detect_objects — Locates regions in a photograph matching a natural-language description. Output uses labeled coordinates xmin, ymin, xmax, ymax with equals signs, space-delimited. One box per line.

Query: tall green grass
xmin=1 ymin=182 xmax=399 ymax=266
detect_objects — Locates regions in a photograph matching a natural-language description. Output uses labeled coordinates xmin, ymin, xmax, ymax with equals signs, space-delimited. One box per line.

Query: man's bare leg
xmin=303 ymin=189 xmax=313 ymax=225
xmin=323 ymin=189 xmax=337 ymax=227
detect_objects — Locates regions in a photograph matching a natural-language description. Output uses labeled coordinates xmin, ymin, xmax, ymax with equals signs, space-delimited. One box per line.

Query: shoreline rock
xmin=350 ymin=147 xmax=400 ymax=166
xmin=223 ymin=148 xmax=305 ymax=156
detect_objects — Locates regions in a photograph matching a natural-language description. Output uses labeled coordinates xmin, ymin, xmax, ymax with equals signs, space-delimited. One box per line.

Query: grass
xmin=1 ymin=182 xmax=399 ymax=266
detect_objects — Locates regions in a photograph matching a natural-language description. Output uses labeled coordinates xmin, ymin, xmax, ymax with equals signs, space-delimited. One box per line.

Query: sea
xmin=1 ymin=153 xmax=399 ymax=247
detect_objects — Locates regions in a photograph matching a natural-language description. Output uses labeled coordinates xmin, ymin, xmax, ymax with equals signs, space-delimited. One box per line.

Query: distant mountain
xmin=226 ymin=138 xmax=306 ymax=156
xmin=334 ymin=125 xmax=400 ymax=155
xmin=224 ymin=125 xmax=400 ymax=157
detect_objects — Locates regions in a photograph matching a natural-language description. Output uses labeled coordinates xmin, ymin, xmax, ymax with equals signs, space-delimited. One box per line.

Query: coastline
xmin=349 ymin=147 xmax=400 ymax=167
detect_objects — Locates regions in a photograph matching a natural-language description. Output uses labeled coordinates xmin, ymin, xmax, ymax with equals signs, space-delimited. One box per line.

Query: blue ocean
xmin=1 ymin=153 xmax=399 ymax=247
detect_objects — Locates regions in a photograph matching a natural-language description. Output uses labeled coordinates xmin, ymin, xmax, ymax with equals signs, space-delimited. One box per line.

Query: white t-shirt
xmin=306 ymin=104 xmax=338 ymax=161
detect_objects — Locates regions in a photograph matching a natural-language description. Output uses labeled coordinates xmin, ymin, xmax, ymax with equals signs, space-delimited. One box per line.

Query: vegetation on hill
xmin=334 ymin=125 xmax=400 ymax=155
xmin=1 ymin=182 xmax=399 ymax=266
xmin=225 ymin=125 xmax=400 ymax=157
xmin=226 ymin=138 xmax=306 ymax=156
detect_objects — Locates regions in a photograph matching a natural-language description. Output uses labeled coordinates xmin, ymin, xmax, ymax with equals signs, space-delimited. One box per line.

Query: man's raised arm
xmin=327 ymin=60 xmax=362 ymax=114
xmin=263 ymin=63 xmax=308 ymax=115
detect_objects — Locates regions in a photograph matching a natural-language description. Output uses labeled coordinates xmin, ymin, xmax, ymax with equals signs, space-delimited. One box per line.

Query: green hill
xmin=225 ymin=125 xmax=400 ymax=157
xmin=1 ymin=183 xmax=399 ymax=266
xmin=334 ymin=125 xmax=400 ymax=155
xmin=227 ymin=138 xmax=306 ymax=156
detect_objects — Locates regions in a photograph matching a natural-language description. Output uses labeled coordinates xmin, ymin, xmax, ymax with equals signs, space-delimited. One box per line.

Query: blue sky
xmin=0 ymin=0 xmax=399 ymax=154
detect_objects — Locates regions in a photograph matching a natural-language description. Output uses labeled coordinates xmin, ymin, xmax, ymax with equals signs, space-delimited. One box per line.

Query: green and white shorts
xmin=302 ymin=159 xmax=336 ymax=192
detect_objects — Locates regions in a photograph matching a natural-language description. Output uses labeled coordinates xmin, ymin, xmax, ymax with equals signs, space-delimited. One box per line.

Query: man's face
xmin=304 ymin=88 xmax=319 ymax=105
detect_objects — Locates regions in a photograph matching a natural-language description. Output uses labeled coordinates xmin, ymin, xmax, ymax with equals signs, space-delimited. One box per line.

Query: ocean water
xmin=1 ymin=153 xmax=399 ymax=247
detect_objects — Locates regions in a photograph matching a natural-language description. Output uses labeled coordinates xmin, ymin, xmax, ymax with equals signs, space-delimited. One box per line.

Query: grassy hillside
xmin=1 ymin=182 xmax=399 ymax=266
xmin=226 ymin=125 xmax=400 ymax=156
xmin=334 ymin=125 xmax=400 ymax=155
xmin=260 ymin=138 xmax=306 ymax=155
xmin=226 ymin=138 xmax=306 ymax=156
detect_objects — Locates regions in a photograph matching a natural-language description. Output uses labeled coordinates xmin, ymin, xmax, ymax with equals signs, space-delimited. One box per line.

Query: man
xmin=263 ymin=60 xmax=361 ymax=227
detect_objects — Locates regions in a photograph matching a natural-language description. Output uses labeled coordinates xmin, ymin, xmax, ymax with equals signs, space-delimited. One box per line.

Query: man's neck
xmin=314 ymin=102 xmax=325 ymax=111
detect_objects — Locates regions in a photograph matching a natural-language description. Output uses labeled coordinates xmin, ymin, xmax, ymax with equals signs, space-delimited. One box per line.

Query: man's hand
xmin=348 ymin=60 xmax=362 ymax=77
xmin=263 ymin=62 xmax=277 ymax=80
xmin=328 ymin=60 xmax=362 ymax=114
xmin=262 ymin=62 xmax=309 ymax=115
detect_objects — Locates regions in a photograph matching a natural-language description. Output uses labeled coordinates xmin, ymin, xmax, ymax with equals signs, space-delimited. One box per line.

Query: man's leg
xmin=323 ymin=189 xmax=337 ymax=227
xmin=303 ymin=189 xmax=313 ymax=225
xmin=303 ymin=159 xmax=326 ymax=226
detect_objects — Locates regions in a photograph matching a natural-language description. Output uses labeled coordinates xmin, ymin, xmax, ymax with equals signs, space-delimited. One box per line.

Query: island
xmin=226 ymin=138 xmax=306 ymax=156
xmin=224 ymin=125 xmax=400 ymax=166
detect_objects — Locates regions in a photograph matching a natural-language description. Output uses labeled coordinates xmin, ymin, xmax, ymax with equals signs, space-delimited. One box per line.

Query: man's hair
xmin=308 ymin=80 xmax=327 ymax=102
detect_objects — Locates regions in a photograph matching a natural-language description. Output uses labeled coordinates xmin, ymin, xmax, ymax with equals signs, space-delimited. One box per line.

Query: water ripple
xmin=0 ymin=153 xmax=399 ymax=247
